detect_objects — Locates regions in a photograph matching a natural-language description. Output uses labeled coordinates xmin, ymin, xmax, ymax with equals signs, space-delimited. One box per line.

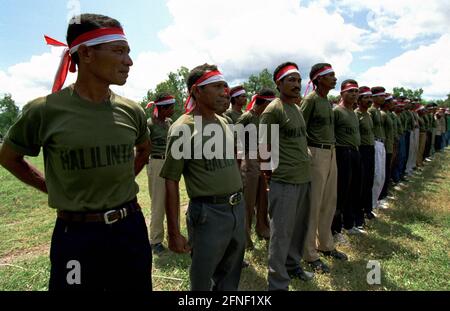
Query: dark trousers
xmin=332 ymin=146 xmax=363 ymax=233
xmin=359 ymin=145 xmax=375 ymax=216
xmin=435 ymin=135 xmax=443 ymax=152
xmin=49 ymin=205 xmax=152 ymax=291
xmin=392 ymin=135 xmax=405 ymax=183
xmin=402 ymin=131 xmax=411 ymax=176
xmin=187 ymin=199 xmax=245 ymax=291
xmin=379 ymin=153 xmax=393 ymax=199
xmin=424 ymin=131 xmax=432 ymax=159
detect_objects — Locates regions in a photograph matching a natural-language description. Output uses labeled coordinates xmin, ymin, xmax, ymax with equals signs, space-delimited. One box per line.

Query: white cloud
xmin=1 ymin=0 xmax=368 ymax=107
xmin=358 ymin=34 xmax=450 ymax=99
xmin=337 ymin=0 xmax=450 ymax=42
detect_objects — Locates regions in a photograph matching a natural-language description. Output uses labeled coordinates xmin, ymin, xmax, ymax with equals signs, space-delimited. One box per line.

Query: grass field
xmin=1 ymin=147 xmax=449 ymax=291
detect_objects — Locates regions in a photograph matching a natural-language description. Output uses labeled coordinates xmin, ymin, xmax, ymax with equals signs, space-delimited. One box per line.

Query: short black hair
xmin=66 ymin=14 xmax=122 ymax=67
xmin=371 ymin=86 xmax=386 ymax=94
xmin=273 ymin=62 xmax=298 ymax=83
xmin=310 ymin=63 xmax=332 ymax=87
xmin=186 ymin=63 xmax=218 ymax=100
xmin=255 ymin=88 xmax=276 ymax=106
xmin=154 ymin=92 xmax=172 ymax=102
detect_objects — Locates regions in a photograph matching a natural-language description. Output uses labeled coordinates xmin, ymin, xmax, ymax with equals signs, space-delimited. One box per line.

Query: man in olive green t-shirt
xmin=331 ymin=80 xmax=364 ymax=240
xmin=379 ymin=95 xmax=395 ymax=203
xmin=237 ymin=88 xmax=275 ymax=249
xmin=300 ymin=63 xmax=348 ymax=274
xmin=145 ymin=94 xmax=175 ymax=255
xmin=224 ymin=85 xmax=246 ymax=123
xmin=356 ymin=86 xmax=376 ymax=219
xmin=260 ymin=62 xmax=314 ymax=290
xmin=0 ymin=14 xmax=152 ymax=291
xmin=369 ymin=86 xmax=386 ymax=210
xmin=160 ymin=64 xmax=245 ymax=291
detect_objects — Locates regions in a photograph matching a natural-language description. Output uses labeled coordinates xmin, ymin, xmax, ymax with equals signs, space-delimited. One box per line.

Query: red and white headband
xmin=359 ymin=90 xmax=372 ymax=96
xmin=146 ymin=96 xmax=175 ymax=118
xmin=231 ymin=88 xmax=246 ymax=98
xmin=45 ymin=27 xmax=127 ymax=93
xmin=341 ymin=83 xmax=359 ymax=93
xmin=245 ymin=94 xmax=276 ymax=111
xmin=184 ymin=70 xmax=226 ymax=113
xmin=304 ymin=65 xmax=334 ymax=96
xmin=372 ymin=91 xmax=386 ymax=97
xmin=275 ymin=65 xmax=301 ymax=82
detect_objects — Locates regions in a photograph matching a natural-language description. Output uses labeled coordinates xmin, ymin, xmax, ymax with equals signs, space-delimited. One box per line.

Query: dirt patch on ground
xmin=0 ymin=244 xmax=49 ymax=265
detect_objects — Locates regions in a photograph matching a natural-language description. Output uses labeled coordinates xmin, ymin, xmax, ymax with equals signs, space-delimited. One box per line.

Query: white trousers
xmin=406 ymin=130 xmax=417 ymax=174
xmin=372 ymin=141 xmax=386 ymax=208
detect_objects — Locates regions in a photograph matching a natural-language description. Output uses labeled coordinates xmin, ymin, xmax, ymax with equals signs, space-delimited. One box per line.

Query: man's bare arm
xmin=165 ymin=179 xmax=190 ymax=253
xmin=134 ymin=139 xmax=151 ymax=176
xmin=0 ymin=143 xmax=47 ymax=193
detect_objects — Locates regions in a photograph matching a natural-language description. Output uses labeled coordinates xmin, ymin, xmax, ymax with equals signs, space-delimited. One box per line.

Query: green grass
xmin=1 ymin=148 xmax=449 ymax=291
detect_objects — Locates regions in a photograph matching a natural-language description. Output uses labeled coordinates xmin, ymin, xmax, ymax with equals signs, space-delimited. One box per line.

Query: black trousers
xmin=359 ymin=145 xmax=375 ymax=216
xmin=379 ymin=153 xmax=393 ymax=200
xmin=332 ymin=146 xmax=363 ymax=234
xmin=49 ymin=203 xmax=152 ymax=291
xmin=424 ymin=131 xmax=432 ymax=159
xmin=435 ymin=135 xmax=443 ymax=152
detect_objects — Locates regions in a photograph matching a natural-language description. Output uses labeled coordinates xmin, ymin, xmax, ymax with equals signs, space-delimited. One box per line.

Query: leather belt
xmin=151 ymin=154 xmax=166 ymax=160
xmin=308 ymin=142 xmax=333 ymax=150
xmin=57 ymin=199 xmax=140 ymax=225
xmin=192 ymin=192 xmax=243 ymax=206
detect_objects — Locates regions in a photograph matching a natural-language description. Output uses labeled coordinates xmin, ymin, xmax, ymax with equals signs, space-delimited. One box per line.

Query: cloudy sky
xmin=1 ymin=0 xmax=449 ymax=107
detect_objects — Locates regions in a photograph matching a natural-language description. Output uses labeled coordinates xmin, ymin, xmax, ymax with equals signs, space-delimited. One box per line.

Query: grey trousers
xmin=186 ymin=199 xmax=246 ymax=291
xmin=267 ymin=181 xmax=311 ymax=291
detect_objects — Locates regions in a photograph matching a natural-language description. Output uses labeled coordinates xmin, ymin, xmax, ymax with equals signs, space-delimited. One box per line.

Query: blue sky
xmin=0 ymin=0 xmax=171 ymax=68
xmin=1 ymin=0 xmax=448 ymax=105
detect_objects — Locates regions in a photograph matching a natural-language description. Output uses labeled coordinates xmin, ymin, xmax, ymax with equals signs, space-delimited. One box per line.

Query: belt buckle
xmin=104 ymin=210 xmax=119 ymax=225
xmin=229 ymin=192 xmax=241 ymax=206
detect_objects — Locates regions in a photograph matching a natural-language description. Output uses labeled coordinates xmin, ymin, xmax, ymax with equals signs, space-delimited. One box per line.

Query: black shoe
xmin=320 ymin=249 xmax=348 ymax=261
xmin=308 ymin=259 xmax=330 ymax=274
xmin=151 ymin=243 xmax=166 ymax=255
xmin=366 ymin=212 xmax=377 ymax=220
xmin=288 ymin=267 xmax=314 ymax=281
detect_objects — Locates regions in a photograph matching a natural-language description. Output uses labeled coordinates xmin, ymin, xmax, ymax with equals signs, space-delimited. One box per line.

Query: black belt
xmin=336 ymin=145 xmax=359 ymax=151
xmin=375 ymin=138 xmax=384 ymax=143
xmin=192 ymin=192 xmax=243 ymax=206
xmin=151 ymin=154 xmax=166 ymax=160
xmin=57 ymin=198 xmax=140 ymax=225
xmin=308 ymin=142 xmax=333 ymax=150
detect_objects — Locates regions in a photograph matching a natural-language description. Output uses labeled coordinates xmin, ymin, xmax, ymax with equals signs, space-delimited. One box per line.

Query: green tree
xmin=140 ymin=66 xmax=189 ymax=120
xmin=392 ymin=87 xmax=424 ymax=100
xmin=0 ymin=94 xmax=20 ymax=137
xmin=243 ymin=68 xmax=278 ymax=99
xmin=435 ymin=94 xmax=450 ymax=108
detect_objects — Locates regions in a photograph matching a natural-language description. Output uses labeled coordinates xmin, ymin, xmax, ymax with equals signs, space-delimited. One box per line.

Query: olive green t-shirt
xmin=333 ymin=105 xmax=361 ymax=148
xmin=260 ymin=98 xmax=311 ymax=184
xmin=388 ymin=111 xmax=399 ymax=141
xmin=380 ymin=110 xmax=394 ymax=153
xmin=368 ymin=106 xmax=385 ymax=141
xmin=236 ymin=110 xmax=260 ymax=155
xmin=405 ymin=110 xmax=414 ymax=131
xmin=418 ymin=115 xmax=427 ymax=132
xmin=224 ymin=108 xmax=243 ymax=124
xmin=394 ymin=112 xmax=404 ymax=137
xmin=148 ymin=117 xmax=172 ymax=156
xmin=159 ymin=113 xmax=242 ymax=198
xmin=300 ymin=91 xmax=335 ymax=145
xmin=355 ymin=108 xmax=374 ymax=146
xmin=4 ymin=86 xmax=149 ymax=212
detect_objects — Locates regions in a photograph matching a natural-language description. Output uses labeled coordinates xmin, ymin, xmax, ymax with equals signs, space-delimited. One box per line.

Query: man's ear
xmin=191 ymin=85 xmax=200 ymax=100
xmin=76 ymin=44 xmax=95 ymax=65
